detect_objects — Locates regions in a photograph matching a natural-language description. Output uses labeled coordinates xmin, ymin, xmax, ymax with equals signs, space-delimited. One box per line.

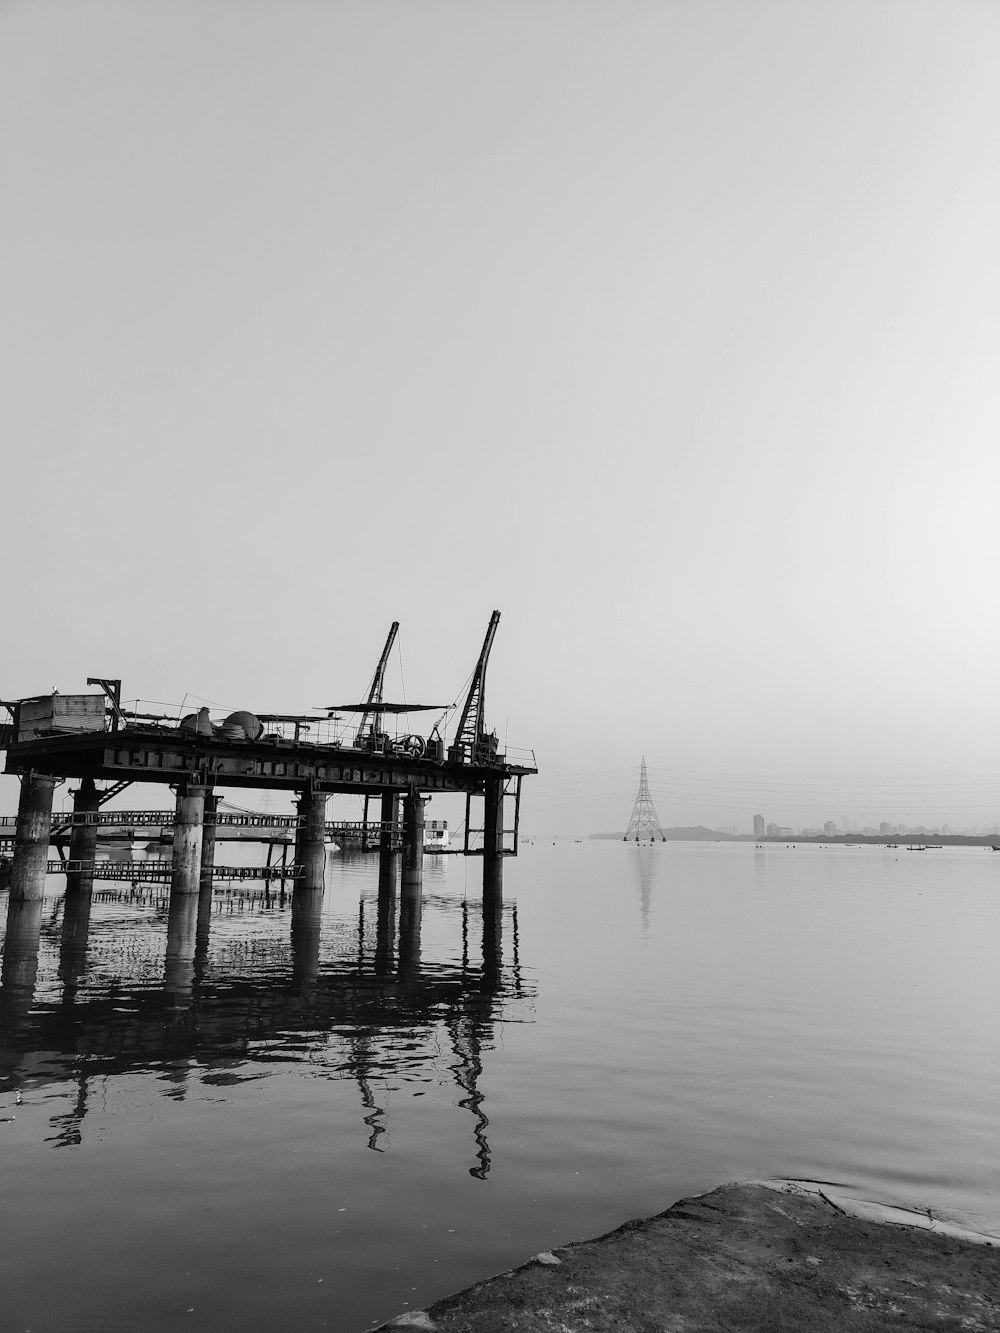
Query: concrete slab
xmin=378 ymin=1181 xmax=1000 ymax=1331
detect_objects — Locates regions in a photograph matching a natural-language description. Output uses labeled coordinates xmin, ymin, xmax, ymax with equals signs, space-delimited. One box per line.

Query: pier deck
xmin=3 ymin=725 xmax=534 ymax=796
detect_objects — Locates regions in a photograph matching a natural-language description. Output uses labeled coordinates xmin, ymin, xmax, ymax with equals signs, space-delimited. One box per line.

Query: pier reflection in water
xmin=0 ymin=854 xmax=527 ymax=1186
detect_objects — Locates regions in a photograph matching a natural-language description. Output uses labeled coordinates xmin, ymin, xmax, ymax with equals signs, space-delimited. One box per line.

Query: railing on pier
xmin=46 ymin=860 xmax=303 ymax=881
xmin=0 ymin=813 xmax=448 ymax=835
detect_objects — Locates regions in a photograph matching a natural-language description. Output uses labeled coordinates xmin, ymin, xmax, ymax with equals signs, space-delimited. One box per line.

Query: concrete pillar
xmin=378 ymin=792 xmax=398 ymax=889
xmin=361 ymin=793 xmax=372 ymax=853
xmin=171 ymin=783 xmax=207 ymax=895
xmin=10 ymin=773 xmax=60 ymax=902
xmin=294 ymin=789 xmax=328 ymax=891
xmin=66 ymin=777 xmax=100 ymax=898
xmin=482 ymin=774 xmax=504 ymax=994
xmin=482 ymin=774 xmax=504 ymax=906
xmin=397 ymin=794 xmax=424 ymax=978
xmin=401 ymin=792 xmax=425 ymax=893
xmin=200 ymin=791 xmax=218 ymax=895
xmin=375 ymin=793 xmax=399 ymax=975
xmin=373 ymin=794 xmax=396 ymax=973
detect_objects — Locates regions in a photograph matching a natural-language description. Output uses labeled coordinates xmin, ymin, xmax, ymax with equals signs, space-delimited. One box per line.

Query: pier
xmin=1 ymin=613 xmax=535 ymax=914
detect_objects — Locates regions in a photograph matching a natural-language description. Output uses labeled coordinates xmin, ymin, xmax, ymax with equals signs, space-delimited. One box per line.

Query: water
xmin=2 ymin=840 xmax=999 ymax=1330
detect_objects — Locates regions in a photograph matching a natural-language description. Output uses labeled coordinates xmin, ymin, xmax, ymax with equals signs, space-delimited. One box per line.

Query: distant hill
xmin=590 ymin=827 xmax=741 ymax=841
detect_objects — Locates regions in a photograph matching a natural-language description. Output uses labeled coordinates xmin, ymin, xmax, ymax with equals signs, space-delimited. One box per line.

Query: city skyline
xmin=522 ymin=755 xmax=1000 ymax=838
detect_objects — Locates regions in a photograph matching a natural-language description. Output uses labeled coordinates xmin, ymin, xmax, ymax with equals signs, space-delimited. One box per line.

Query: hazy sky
xmin=3 ymin=1 xmax=999 ymax=834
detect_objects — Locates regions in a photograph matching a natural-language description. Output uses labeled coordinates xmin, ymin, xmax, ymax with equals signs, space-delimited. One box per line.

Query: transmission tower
xmin=623 ymin=757 xmax=665 ymax=842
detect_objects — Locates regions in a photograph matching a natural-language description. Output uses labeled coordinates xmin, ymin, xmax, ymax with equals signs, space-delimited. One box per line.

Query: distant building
xmin=824 ymin=821 xmax=836 ymax=837
xmin=753 ymin=814 xmax=765 ymax=838
xmin=425 ymin=819 xmax=450 ymax=851
xmin=879 ymin=822 xmax=891 ymax=835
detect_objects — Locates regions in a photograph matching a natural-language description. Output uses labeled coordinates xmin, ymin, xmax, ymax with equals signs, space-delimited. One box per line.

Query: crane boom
xmin=355 ymin=622 xmax=399 ymax=750
xmin=449 ymin=610 xmax=501 ymax=764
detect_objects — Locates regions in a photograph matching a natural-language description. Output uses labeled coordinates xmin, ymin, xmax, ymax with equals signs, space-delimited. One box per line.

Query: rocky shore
xmin=378 ymin=1180 xmax=1000 ymax=1331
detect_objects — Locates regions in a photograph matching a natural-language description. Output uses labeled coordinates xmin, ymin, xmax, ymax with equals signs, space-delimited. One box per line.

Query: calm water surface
xmin=2 ymin=840 xmax=999 ymax=1330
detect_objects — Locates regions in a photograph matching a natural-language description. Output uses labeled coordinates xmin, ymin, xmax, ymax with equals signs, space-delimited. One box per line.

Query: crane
xmin=448 ymin=610 xmax=501 ymax=765
xmin=353 ymin=621 xmax=399 ymax=752
xmin=324 ymin=621 xmax=446 ymax=758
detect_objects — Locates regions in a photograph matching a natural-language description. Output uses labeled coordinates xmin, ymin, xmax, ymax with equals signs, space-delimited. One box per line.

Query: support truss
xmin=624 ymin=757 xmax=665 ymax=841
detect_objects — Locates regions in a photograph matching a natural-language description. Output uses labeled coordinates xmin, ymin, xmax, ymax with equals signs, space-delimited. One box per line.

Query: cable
xmin=396 ymin=630 xmax=406 ymax=709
